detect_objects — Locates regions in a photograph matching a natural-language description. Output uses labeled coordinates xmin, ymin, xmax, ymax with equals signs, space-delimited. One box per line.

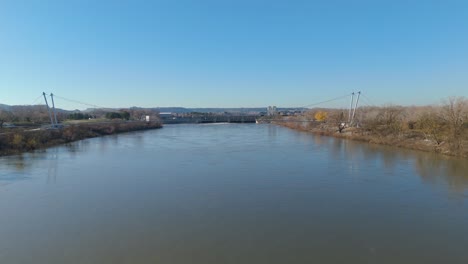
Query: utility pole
xmin=50 ymin=93 xmax=58 ymax=126
xmin=351 ymin=91 xmax=361 ymax=125
xmin=43 ymin=92 xmax=54 ymax=127
xmin=348 ymin=92 xmax=355 ymax=124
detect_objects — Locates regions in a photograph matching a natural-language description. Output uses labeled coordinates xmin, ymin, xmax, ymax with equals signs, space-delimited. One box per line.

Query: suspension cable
xmin=299 ymin=93 xmax=352 ymax=109
xmin=30 ymin=94 xmax=44 ymax=105
xmin=53 ymin=94 xmax=108 ymax=109
xmin=361 ymin=93 xmax=376 ymax=107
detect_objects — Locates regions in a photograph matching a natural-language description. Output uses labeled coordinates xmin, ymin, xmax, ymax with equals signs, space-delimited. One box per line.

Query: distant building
xmin=267 ymin=106 xmax=277 ymax=116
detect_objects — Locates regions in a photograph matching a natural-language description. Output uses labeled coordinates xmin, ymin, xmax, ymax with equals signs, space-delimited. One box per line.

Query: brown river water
xmin=0 ymin=124 xmax=467 ymax=263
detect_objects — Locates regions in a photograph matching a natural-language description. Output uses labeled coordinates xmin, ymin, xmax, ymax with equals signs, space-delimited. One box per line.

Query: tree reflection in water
xmin=310 ymin=133 xmax=468 ymax=193
xmin=0 ymin=154 xmax=30 ymax=186
xmin=414 ymin=154 xmax=468 ymax=193
xmin=0 ymin=130 xmax=467 ymax=194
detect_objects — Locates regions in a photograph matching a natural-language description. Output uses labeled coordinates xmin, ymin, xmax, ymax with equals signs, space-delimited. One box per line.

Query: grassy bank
xmin=276 ymin=118 xmax=468 ymax=159
xmin=0 ymin=121 xmax=162 ymax=156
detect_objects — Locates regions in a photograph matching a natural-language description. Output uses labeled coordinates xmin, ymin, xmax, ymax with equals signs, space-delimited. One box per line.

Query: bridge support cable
xmin=361 ymin=93 xmax=376 ymax=107
xmin=30 ymin=94 xmax=44 ymax=106
xmin=300 ymin=93 xmax=353 ymax=110
xmin=52 ymin=94 xmax=107 ymax=110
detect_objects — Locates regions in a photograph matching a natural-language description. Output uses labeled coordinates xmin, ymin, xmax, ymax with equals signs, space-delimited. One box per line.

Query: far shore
xmin=0 ymin=121 xmax=162 ymax=157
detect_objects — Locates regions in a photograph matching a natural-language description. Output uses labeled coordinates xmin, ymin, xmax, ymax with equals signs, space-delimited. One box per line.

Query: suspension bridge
xmin=258 ymin=91 xmax=376 ymax=126
xmin=27 ymin=91 xmax=376 ymax=127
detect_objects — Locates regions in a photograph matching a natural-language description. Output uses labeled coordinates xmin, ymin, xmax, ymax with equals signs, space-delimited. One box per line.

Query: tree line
xmin=284 ymin=96 xmax=468 ymax=157
xmin=0 ymin=106 xmax=160 ymax=126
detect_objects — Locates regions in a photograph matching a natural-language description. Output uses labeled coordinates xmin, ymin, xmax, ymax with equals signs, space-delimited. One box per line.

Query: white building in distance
xmin=267 ymin=106 xmax=277 ymax=116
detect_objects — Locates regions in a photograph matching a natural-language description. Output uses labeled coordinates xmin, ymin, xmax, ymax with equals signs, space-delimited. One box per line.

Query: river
xmin=0 ymin=124 xmax=467 ymax=263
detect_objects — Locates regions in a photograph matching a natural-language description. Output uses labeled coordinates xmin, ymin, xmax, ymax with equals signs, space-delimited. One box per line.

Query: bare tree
xmin=365 ymin=105 xmax=406 ymax=136
xmin=440 ymin=96 xmax=467 ymax=150
xmin=0 ymin=110 xmax=15 ymax=127
xmin=416 ymin=110 xmax=445 ymax=145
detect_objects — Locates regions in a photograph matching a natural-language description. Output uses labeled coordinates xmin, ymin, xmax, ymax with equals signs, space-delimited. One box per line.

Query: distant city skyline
xmin=1 ymin=0 xmax=468 ymax=110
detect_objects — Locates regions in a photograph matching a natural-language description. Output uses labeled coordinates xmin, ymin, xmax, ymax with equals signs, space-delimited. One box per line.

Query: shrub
xmin=416 ymin=112 xmax=445 ymax=145
xmin=25 ymin=138 xmax=37 ymax=150
xmin=314 ymin=111 xmax=328 ymax=122
xmin=12 ymin=134 xmax=24 ymax=148
xmin=441 ymin=96 xmax=467 ymax=151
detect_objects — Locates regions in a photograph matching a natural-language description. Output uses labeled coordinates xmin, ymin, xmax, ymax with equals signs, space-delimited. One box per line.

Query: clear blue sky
xmin=1 ymin=0 xmax=467 ymax=109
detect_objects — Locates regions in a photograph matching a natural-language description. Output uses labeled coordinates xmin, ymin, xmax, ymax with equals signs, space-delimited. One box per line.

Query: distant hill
xmin=0 ymin=104 xmax=12 ymax=111
xmin=1 ymin=103 xmax=304 ymax=114
xmin=152 ymin=107 xmax=305 ymax=114
xmin=151 ymin=107 xmax=192 ymax=113
xmin=0 ymin=103 xmax=72 ymax=113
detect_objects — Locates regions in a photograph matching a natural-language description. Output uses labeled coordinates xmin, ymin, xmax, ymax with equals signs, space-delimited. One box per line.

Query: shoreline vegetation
xmin=270 ymin=97 xmax=468 ymax=159
xmin=1 ymin=97 xmax=466 ymax=158
xmin=0 ymin=121 xmax=162 ymax=157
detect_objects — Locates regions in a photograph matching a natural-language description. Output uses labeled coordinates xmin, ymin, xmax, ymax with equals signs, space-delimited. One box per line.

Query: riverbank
xmin=0 ymin=121 xmax=162 ymax=156
xmin=276 ymin=120 xmax=468 ymax=159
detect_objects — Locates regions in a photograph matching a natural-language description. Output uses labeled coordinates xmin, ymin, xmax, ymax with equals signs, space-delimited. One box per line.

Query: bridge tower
xmin=50 ymin=93 xmax=58 ymax=126
xmin=348 ymin=92 xmax=355 ymax=123
xmin=351 ymin=91 xmax=361 ymax=125
xmin=42 ymin=92 xmax=55 ymax=127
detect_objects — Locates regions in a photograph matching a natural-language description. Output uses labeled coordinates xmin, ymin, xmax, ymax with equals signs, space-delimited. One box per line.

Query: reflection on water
xmin=0 ymin=124 xmax=467 ymax=263
xmin=414 ymin=154 xmax=468 ymax=192
xmin=267 ymin=124 xmax=278 ymax=140
xmin=11 ymin=155 xmax=26 ymax=171
xmin=1 ymin=126 xmax=467 ymax=191
xmin=47 ymin=148 xmax=58 ymax=184
xmin=1 ymin=127 xmax=467 ymax=191
xmin=297 ymin=130 xmax=468 ymax=193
